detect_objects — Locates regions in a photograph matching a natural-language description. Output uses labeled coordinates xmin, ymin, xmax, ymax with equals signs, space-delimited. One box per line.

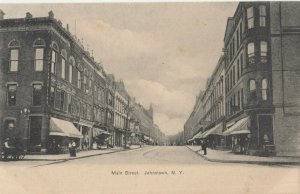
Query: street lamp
xmin=20 ymin=107 xmax=30 ymax=152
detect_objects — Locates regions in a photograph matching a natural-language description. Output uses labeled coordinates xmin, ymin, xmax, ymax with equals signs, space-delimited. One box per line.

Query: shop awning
xmin=191 ymin=130 xmax=203 ymax=140
xmin=93 ymin=128 xmax=111 ymax=137
xmin=230 ymin=129 xmax=250 ymax=135
xmin=202 ymin=123 xmax=223 ymax=138
xmin=49 ymin=117 xmax=83 ymax=138
xmin=223 ymin=117 xmax=249 ymax=136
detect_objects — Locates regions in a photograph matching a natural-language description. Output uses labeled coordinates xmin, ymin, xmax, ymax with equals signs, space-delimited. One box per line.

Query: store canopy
xmin=223 ymin=117 xmax=249 ymax=136
xmin=49 ymin=117 xmax=83 ymax=138
xmin=202 ymin=123 xmax=223 ymax=138
xmin=230 ymin=129 xmax=250 ymax=135
xmin=93 ymin=128 xmax=111 ymax=137
xmin=191 ymin=130 xmax=203 ymax=140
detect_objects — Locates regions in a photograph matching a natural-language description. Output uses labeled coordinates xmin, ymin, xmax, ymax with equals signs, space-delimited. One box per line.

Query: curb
xmin=23 ymin=146 xmax=143 ymax=162
xmin=185 ymin=146 xmax=300 ymax=166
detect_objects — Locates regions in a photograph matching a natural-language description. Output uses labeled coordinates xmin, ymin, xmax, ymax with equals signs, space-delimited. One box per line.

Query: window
xmin=249 ymin=80 xmax=257 ymax=99
xmin=262 ymin=78 xmax=268 ymax=100
xmin=241 ymin=88 xmax=244 ymax=108
xmin=236 ymin=29 xmax=240 ymax=48
xmin=54 ymin=89 xmax=61 ymax=109
xmin=237 ymin=59 xmax=240 ymax=79
xmin=240 ymin=53 xmax=243 ymax=75
xmin=260 ymin=41 xmax=267 ymax=63
xmin=8 ymin=40 xmax=20 ymax=72
xmin=233 ymin=66 xmax=236 ymax=85
xmin=69 ymin=57 xmax=75 ymax=83
xmin=83 ymin=70 xmax=87 ymax=92
xmin=61 ymin=58 xmax=66 ymax=79
xmin=69 ymin=64 xmax=73 ymax=83
xmin=67 ymin=93 xmax=72 ymax=112
xmin=35 ymin=48 xmax=44 ymax=71
xmin=247 ymin=7 xmax=254 ymax=29
xmin=32 ymin=84 xmax=42 ymax=106
xmin=259 ymin=5 xmax=267 ymax=27
xmin=247 ymin=42 xmax=255 ymax=64
xmin=77 ymin=70 xmax=81 ymax=89
xmin=89 ymin=79 xmax=92 ymax=93
xmin=239 ymin=22 xmax=243 ymax=42
xmin=50 ymin=86 xmax=55 ymax=107
xmin=33 ymin=38 xmax=45 ymax=72
xmin=61 ymin=50 xmax=67 ymax=79
xmin=60 ymin=91 xmax=66 ymax=111
xmin=7 ymin=84 xmax=17 ymax=106
xmin=9 ymin=49 xmax=19 ymax=72
xmin=51 ymin=50 xmax=57 ymax=74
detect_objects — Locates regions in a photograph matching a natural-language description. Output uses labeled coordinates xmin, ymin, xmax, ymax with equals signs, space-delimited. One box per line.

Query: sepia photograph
xmin=0 ymin=1 xmax=299 ymax=194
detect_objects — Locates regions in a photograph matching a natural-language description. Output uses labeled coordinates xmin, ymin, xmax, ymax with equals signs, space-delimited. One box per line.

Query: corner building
xmin=223 ymin=2 xmax=274 ymax=154
xmin=0 ymin=11 xmax=109 ymax=153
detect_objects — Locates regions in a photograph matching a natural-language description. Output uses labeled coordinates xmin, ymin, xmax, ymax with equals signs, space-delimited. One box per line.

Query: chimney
xmin=25 ymin=12 xmax=33 ymax=19
xmin=0 ymin=9 xmax=5 ymax=20
xmin=66 ymin=24 xmax=69 ymax=31
xmin=48 ymin=10 xmax=54 ymax=19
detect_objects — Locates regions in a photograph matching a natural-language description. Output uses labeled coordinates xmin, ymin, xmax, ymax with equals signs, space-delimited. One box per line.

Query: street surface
xmin=0 ymin=146 xmax=299 ymax=194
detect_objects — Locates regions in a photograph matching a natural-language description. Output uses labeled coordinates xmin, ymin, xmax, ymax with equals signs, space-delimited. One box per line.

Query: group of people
xmin=2 ymin=137 xmax=24 ymax=160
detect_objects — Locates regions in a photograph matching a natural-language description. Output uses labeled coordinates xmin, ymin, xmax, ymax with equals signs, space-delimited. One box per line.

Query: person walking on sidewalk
xmin=69 ymin=140 xmax=77 ymax=157
xmin=202 ymin=140 xmax=207 ymax=155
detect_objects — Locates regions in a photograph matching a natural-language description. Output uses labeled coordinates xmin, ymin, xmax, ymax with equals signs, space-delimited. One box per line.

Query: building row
xmin=0 ymin=10 xmax=166 ymax=154
xmin=184 ymin=2 xmax=300 ymax=156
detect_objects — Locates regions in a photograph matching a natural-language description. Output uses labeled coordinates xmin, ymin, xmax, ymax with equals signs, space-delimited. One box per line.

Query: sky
xmin=1 ymin=3 xmax=238 ymax=135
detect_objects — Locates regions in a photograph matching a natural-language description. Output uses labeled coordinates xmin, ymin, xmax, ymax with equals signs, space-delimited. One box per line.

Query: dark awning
xmin=49 ymin=117 xmax=83 ymax=138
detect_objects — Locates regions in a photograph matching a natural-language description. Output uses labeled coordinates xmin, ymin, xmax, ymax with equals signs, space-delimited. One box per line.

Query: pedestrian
xmin=68 ymin=140 xmax=72 ymax=157
xmin=202 ymin=140 xmax=207 ymax=155
xmin=71 ymin=140 xmax=76 ymax=157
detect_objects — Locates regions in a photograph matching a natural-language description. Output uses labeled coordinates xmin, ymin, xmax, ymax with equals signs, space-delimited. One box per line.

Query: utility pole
xmin=124 ymin=97 xmax=130 ymax=149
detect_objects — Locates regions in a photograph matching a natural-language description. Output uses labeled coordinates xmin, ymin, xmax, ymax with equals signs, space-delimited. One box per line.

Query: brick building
xmin=0 ymin=11 xmax=114 ymax=153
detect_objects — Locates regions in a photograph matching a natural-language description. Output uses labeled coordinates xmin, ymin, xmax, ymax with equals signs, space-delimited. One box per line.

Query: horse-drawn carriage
xmin=0 ymin=138 xmax=26 ymax=161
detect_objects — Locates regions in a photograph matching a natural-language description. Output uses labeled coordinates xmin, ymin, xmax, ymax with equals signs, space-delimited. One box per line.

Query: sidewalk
xmin=186 ymin=145 xmax=300 ymax=166
xmin=24 ymin=145 xmax=142 ymax=161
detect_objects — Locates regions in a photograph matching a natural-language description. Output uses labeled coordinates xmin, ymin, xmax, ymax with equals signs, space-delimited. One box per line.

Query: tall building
xmin=270 ymin=2 xmax=300 ymax=156
xmin=0 ymin=11 xmax=110 ymax=153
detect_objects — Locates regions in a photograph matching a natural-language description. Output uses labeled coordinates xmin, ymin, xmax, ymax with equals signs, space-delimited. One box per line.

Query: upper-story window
xmin=249 ymin=79 xmax=257 ymax=99
xmin=33 ymin=38 xmax=46 ymax=72
xmin=51 ymin=42 xmax=59 ymax=74
xmin=259 ymin=5 xmax=267 ymax=27
xmin=247 ymin=42 xmax=255 ymax=65
xmin=32 ymin=84 xmax=42 ymax=106
xmin=247 ymin=7 xmax=254 ymax=29
xmin=61 ymin=50 xmax=67 ymax=80
xmin=260 ymin=41 xmax=267 ymax=63
xmin=77 ymin=69 xmax=81 ymax=89
xmin=83 ymin=69 xmax=88 ymax=93
xmin=8 ymin=40 xmax=20 ymax=72
xmin=7 ymin=84 xmax=17 ymax=106
xmin=69 ymin=57 xmax=75 ymax=83
xmin=261 ymin=78 xmax=268 ymax=100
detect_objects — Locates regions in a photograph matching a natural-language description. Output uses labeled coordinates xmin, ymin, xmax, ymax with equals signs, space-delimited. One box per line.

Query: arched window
xmin=261 ymin=78 xmax=268 ymax=100
xmin=249 ymin=79 xmax=257 ymax=99
xmin=69 ymin=57 xmax=75 ymax=83
xmin=8 ymin=40 xmax=20 ymax=72
xmin=50 ymin=42 xmax=59 ymax=74
xmin=33 ymin=38 xmax=46 ymax=71
xmin=247 ymin=42 xmax=255 ymax=65
xmin=61 ymin=49 xmax=67 ymax=79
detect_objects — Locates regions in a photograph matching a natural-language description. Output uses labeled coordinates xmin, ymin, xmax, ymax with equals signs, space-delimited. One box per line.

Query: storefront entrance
xmin=29 ymin=116 xmax=42 ymax=152
xmin=257 ymin=114 xmax=274 ymax=148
